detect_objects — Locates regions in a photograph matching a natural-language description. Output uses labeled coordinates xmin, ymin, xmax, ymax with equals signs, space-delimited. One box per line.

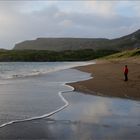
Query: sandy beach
xmin=0 ymin=61 xmax=139 ymax=139
xmin=69 ymin=58 xmax=140 ymax=100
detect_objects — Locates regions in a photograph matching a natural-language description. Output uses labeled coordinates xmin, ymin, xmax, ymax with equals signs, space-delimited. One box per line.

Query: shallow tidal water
xmin=0 ymin=62 xmax=139 ymax=139
xmin=0 ymin=66 xmax=91 ymax=127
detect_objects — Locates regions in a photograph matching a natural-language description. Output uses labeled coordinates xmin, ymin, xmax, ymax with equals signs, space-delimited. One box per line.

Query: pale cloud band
xmin=0 ymin=1 xmax=140 ymax=49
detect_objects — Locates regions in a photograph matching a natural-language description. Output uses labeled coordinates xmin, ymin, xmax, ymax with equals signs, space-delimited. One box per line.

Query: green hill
xmin=105 ymin=48 xmax=140 ymax=59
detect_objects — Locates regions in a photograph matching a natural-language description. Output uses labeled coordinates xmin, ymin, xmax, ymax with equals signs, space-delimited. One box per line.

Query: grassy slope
xmin=104 ymin=48 xmax=140 ymax=59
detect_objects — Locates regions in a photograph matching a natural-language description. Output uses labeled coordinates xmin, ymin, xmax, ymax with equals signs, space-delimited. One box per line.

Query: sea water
xmin=0 ymin=61 xmax=139 ymax=131
xmin=0 ymin=62 xmax=93 ymax=127
xmin=0 ymin=62 xmax=93 ymax=80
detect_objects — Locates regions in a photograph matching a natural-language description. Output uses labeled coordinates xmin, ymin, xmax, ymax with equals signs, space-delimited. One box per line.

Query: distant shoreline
xmin=69 ymin=58 xmax=140 ymax=100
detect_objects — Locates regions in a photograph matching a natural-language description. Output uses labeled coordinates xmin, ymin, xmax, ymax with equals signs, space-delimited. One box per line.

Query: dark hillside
xmin=0 ymin=49 xmax=118 ymax=62
xmin=14 ymin=38 xmax=110 ymax=51
xmin=13 ymin=29 xmax=140 ymax=51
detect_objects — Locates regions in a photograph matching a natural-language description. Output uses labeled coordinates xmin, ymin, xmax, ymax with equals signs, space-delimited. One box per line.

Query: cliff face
xmin=13 ymin=30 xmax=140 ymax=51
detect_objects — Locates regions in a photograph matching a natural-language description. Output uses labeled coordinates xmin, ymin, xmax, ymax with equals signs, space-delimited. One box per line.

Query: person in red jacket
xmin=124 ymin=65 xmax=128 ymax=81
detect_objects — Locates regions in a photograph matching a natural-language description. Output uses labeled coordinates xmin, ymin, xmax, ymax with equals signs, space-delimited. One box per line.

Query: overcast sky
xmin=0 ymin=0 xmax=140 ymax=49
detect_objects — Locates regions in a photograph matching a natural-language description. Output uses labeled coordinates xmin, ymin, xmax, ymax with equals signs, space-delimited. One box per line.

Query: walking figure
xmin=124 ymin=65 xmax=128 ymax=81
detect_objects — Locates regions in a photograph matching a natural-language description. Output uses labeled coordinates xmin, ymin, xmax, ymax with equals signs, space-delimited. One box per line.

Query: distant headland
xmin=0 ymin=29 xmax=139 ymax=62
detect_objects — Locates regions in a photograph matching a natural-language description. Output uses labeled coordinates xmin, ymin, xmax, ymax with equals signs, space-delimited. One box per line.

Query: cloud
xmin=0 ymin=1 xmax=140 ymax=49
xmin=129 ymin=1 xmax=140 ymax=16
xmin=85 ymin=1 xmax=118 ymax=17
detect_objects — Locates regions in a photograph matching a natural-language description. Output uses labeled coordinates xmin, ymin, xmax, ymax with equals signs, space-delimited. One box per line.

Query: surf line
xmin=0 ymin=70 xmax=93 ymax=128
xmin=0 ymin=84 xmax=74 ymax=128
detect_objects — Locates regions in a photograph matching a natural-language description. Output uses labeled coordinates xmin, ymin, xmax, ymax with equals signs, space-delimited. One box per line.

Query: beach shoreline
xmin=0 ymin=61 xmax=139 ymax=139
xmin=68 ymin=58 xmax=140 ymax=100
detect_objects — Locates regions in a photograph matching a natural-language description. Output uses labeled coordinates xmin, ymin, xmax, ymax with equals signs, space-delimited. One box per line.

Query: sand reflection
xmin=53 ymin=91 xmax=140 ymax=125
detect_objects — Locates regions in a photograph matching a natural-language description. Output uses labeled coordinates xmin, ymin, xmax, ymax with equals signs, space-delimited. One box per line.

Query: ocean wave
xmin=0 ymin=71 xmax=92 ymax=128
xmin=0 ymin=61 xmax=95 ymax=80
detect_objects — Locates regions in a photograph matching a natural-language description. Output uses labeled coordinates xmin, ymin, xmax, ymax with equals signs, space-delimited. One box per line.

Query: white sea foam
xmin=0 ymin=62 xmax=94 ymax=128
xmin=0 ymin=77 xmax=92 ymax=128
xmin=0 ymin=61 xmax=95 ymax=80
xmin=0 ymin=91 xmax=69 ymax=128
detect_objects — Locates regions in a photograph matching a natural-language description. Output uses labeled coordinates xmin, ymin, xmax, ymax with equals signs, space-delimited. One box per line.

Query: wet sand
xmin=69 ymin=59 xmax=140 ymax=100
xmin=0 ymin=91 xmax=139 ymax=139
